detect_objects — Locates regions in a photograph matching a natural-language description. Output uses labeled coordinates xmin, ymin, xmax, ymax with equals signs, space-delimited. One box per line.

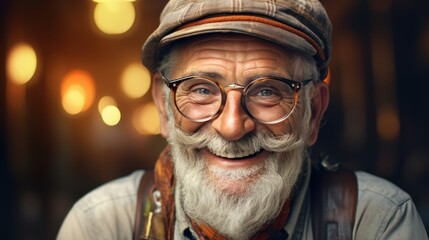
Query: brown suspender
xmin=310 ymin=167 xmax=358 ymax=240
xmin=133 ymin=166 xmax=358 ymax=240
xmin=133 ymin=170 xmax=154 ymax=240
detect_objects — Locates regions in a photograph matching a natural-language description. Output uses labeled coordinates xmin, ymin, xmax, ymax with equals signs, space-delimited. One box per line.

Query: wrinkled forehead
xmin=160 ymin=33 xmax=317 ymax=79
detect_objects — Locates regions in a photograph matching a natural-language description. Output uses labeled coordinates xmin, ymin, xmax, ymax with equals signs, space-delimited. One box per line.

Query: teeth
xmin=208 ymin=147 xmax=260 ymax=159
xmin=243 ymin=150 xmax=252 ymax=157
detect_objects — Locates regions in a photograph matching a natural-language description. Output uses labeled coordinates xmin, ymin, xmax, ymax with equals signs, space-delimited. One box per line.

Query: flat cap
xmin=142 ymin=0 xmax=332 ymax=80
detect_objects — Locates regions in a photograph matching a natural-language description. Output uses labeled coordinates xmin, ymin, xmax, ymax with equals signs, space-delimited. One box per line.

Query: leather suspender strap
xmin=133 ymin=170 xmax=155 ymax=240
xmin=310 ymin=167 xmax=358 ymax=240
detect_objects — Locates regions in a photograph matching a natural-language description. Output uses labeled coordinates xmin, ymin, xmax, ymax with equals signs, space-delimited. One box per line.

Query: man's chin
xmin=209 ymin=176 xmax=256 ymax=196
xmin=206 ymin=161 xmax=265 ymax=196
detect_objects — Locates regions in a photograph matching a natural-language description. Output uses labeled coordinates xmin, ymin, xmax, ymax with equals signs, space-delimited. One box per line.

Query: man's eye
xmin=257 ymin=89 xmax=274 ymax=97
xmin=194 ymin=88 xmax=212 ymax=95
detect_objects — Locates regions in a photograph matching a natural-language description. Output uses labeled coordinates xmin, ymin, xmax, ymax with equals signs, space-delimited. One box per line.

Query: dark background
xmin=1 ymin=0 xmax=428 ymax=239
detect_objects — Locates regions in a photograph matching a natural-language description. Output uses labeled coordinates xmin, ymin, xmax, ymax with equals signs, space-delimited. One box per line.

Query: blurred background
xmin=1 ymin=0 xmax=428 ymax=239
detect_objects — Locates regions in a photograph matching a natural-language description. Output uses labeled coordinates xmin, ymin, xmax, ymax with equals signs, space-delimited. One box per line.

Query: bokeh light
xmin=7 ymin=43 xmax=38 ymax=85
xmin=61 ymin=70 xmax=96 ymax=115
xmin=98 ymin=96 xmax=122 ymax=126
xmin=121 ymin=63 xmax=151 ymax=99
xmin=98 ymin=96 xmax=117 ymax=114
xmin=93 ymin=0 xmax=136 ymax=34
xmin=101 ymin=105 xmax=121 ymax=126
xmin=132 ymin=102 xmax=160 ymax=135
xmin=62 ymin=85 xmax=86 ymax=115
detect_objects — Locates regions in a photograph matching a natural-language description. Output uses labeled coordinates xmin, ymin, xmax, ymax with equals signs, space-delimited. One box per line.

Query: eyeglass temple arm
xmin=160 ymin=73 xmax=172 ymax=88
xmin=161 ymin=73 xmax=191 ymax=89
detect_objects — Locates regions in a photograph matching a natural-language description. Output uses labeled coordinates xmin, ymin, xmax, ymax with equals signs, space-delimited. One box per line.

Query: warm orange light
xmin=323 ymin=68 xmax=331 ymax=85
xmin=61 ymin=70 xmax=96 ymax=115
xmin=98 ymin=96 xmax=117 ymax=114
xmin=132 ymin=102 xmax=160 ymax=135
xmin=7 ymin=43 xmax=38 ymax=85
xmin=121 ymin=63 xmax=151 ymax=99
xmin=62 ymin=85 xmax=86 ymax=114
xmin=101 ymin=105 xmax=121 ymax=126
xmin=93 ymin=0 xmax=136 ymax=34
xmin=98 ymin=96 xmax=121 ymax=126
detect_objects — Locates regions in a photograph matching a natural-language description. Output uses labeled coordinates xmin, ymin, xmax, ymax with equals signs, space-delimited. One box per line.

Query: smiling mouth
xmin=207 ymin=147 xmax=262 ymax=160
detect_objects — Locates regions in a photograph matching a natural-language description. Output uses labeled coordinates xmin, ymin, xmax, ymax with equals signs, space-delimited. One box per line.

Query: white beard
xmin=163 ymin=78 xmax=314 ymax=239
xmin=168 ymin=125 xmax=308 ymax=240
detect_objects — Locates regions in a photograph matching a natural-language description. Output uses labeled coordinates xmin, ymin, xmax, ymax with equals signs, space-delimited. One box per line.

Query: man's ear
xmin=152 ymin=72 xmax=170 ymax=138
xmin=307 ymin=82 xmax=330 ymax=146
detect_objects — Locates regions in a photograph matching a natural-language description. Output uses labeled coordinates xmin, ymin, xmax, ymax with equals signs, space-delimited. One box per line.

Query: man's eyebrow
xmin=247 ymin=73 xmax=292 ymax=81
xmin=181 ymin=71 xmax=224 ymax=80
xmin=248 ymin=74 xmax=280 ymax=80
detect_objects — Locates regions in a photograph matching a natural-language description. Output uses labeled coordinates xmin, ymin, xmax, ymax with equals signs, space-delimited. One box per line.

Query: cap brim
xmin=143 ymin=21 xmax=317 ymax=72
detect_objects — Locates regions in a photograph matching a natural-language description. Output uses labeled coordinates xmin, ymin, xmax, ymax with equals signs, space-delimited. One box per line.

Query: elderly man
xmin=58 ymin=0 xmax=428 ymax=239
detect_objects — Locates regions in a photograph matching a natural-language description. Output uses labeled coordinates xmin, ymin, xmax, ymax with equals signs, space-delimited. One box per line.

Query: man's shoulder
xmin=57 ymin=170 xmax=148 ymax=239
xmin=73 ymin=170 xmax=145 ymax=213
xmin=355 ymin=171 xmax=411 ymax=206
xmin=353 ymin=172 xmax=427 ymax=239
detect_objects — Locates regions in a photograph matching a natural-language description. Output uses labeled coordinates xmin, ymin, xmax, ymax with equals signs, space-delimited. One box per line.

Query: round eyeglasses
xmin=161 ymin=73 xmax=313 ymax=124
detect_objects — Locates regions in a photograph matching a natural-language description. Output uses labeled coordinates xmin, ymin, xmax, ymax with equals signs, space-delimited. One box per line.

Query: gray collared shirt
xmin=57 ymin=165 xmax=428 ymax=239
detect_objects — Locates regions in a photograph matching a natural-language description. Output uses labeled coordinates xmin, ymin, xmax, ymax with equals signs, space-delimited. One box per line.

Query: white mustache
xmin=168 ymin=125 xmax=306 ymax=156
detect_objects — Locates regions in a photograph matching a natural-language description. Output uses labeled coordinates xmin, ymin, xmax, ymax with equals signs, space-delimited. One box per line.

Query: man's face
xmin=165 ymin=34 xmax=314 ymax=192
xmin=151 ymin=34 xmax=329 ymax=238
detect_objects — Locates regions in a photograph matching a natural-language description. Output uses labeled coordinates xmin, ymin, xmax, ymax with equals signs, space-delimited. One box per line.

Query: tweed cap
xmin=142 ymin=0 xmax=332 ymax=80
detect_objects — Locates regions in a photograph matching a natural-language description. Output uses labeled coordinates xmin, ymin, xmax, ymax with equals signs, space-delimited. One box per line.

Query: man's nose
xmin=211 ymin=91 xmax=256 ymax=141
